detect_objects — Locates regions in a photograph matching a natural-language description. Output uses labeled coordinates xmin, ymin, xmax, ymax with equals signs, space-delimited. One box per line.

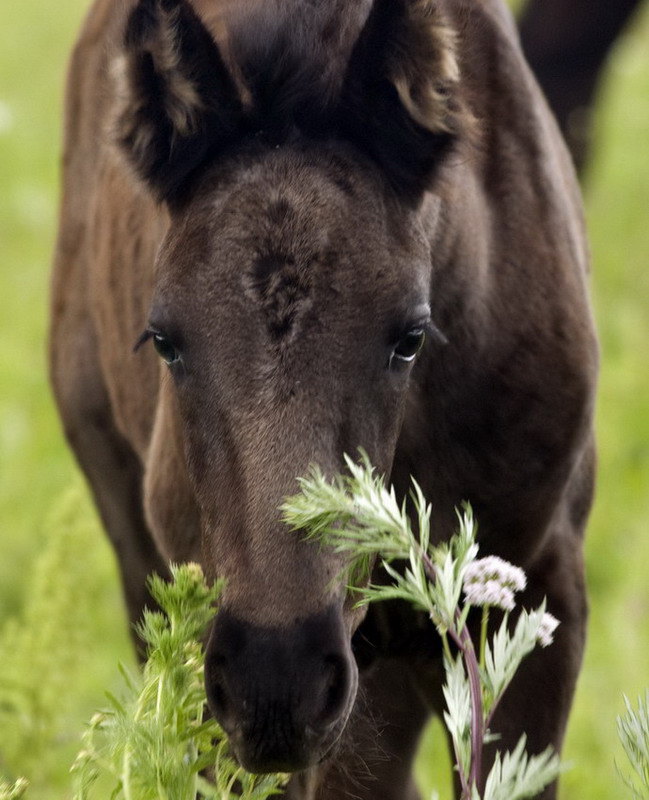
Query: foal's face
xmin=145 ymin=144 xmax=433 ymax=769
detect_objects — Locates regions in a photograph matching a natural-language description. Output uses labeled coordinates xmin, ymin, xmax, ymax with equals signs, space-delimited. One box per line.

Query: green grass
xmin=1 ymin=1 xmax=648 ymax=797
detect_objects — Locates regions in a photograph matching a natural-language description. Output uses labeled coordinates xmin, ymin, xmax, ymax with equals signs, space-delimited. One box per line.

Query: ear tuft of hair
xmin=114 ymin=0 xmax=243 ymax=205
xmin=389 ymin=0 xmax=460 ymax=132
xmin=340 ymin=0 xmax=466 ymax=201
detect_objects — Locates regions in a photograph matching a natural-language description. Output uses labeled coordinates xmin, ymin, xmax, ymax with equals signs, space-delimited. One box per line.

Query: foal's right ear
xmin=339 ymin=0 xmax=465 ymax=202
xmin=114 ymin=0 xmax=243 ymax=205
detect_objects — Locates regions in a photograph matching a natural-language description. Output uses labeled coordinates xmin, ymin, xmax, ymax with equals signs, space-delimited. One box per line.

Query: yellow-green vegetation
xmin=0 ymin=487 xmax=112 ymax=784
xmin=0 ymin=485 xmax=132 ymax=796
xmin=0 ymin=0 xmax=648 ymax=798
xmin=617 ymin=691 xmax=649 ymax=798
xmin=0 ymin=779 xmax=28 ymax=800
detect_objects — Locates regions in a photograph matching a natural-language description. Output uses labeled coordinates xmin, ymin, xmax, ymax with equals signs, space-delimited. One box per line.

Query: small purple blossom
xmin=464 ymin=556 xmax=527 ymax=592
xmin=537 ymin=612 xmax=560 ymax=647
xmin=464 ymin=579 xmax=515 ymax=611
xmin=462 ymin=556 xmax=527 ymax=611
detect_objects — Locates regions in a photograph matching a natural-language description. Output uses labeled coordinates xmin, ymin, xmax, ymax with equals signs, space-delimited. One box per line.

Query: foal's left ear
xmin=340 ymin=0 xmax=465 ymax=201
xmin=114 ymin=0 xmax=243 ymax=205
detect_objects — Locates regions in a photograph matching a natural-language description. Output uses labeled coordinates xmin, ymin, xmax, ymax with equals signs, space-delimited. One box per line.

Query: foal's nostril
xmin=207 ymin=678 xmax=229 ymax=721
xmin=316 ymin=653 xmax=349 ymax=728
xmin=205 ymin=653 xmax=233 ymax=728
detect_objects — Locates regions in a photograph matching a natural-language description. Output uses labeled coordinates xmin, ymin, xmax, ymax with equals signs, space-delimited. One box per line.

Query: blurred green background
xmin=0 ymin=0 xmax=648 ymax=797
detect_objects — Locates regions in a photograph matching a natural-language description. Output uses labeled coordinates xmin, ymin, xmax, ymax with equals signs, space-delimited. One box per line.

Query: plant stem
xmin=419 ymin=545 xmax=485 ymax=796
xmin=449 ymin=729 xmax=472 ymax=799
xmin=156 ymin=671 xmax=165 ymax=721
xmin=156 ymin=775 xmax=169 ymax=800
xmin=441 ymin=631 xmax=453 ymax=665
xmin=227 ymin=771 xmax=239 ymax=796
xmin=449 ymin=620 xmax=484 ymax=798
xmin=420 ymin=549 xmax=438 ymax=585
xmin=121 ymin=747 xmax=133 ymax=800
xmin=479 ymin=606 xmax=489 ymax=670
xmin=121 ymin=666 xmax=150 ymax=800
xmin=419 ymin=545 xmax=480 ymax=795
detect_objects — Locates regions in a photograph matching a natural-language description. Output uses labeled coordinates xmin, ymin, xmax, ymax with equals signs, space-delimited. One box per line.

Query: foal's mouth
xmin=224 ymin=682 xmax=357 ymax=775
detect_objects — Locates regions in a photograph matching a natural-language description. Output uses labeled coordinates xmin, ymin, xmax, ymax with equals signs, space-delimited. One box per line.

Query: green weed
xmin=72 ymin=564 xmax=285 ymax=800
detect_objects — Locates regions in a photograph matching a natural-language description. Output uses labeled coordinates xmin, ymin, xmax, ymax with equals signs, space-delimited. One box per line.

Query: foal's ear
xmin=340 ymin=0 xmax=465 ymax=200
xmin=114 ymin=0 xmax=243 ymax=204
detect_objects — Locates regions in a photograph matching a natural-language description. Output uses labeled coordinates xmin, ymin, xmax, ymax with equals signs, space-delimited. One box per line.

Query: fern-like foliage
xmin=72 ymin=563 xmax=286 ymax=800
xmin=482 ymin=606 xmax=546 ymax=718
xmin=480 ymin=736 xmax=561 ymax=800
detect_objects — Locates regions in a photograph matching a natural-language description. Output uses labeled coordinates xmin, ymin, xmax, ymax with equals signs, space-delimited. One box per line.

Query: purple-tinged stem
xmin=419 ymin=548 xmax=484 ymax=797
xmin=448 ymin=622 xmax=484 ymax=798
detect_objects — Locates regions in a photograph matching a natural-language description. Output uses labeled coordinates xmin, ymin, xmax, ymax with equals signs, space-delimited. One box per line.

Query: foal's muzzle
xmin=205 ymin=605 xmax=358 ymax=773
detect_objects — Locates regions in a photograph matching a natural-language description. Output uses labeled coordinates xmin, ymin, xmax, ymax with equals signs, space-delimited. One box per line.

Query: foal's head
xmin=117 ymin=0 xmax=464 ymax=772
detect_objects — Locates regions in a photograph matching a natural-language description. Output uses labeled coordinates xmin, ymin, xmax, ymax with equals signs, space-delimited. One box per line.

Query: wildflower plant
xmin=72 ymin=563 xmax=285 ymax=800
xmin=282 ymin=453 xmax=562 ymax=800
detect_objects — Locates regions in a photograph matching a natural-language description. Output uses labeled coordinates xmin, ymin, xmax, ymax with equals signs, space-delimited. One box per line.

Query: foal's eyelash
xmin=424 ymin=320 xmax=449 ymax=346
xmin=133 ymin=329 xmax=155 ymax=352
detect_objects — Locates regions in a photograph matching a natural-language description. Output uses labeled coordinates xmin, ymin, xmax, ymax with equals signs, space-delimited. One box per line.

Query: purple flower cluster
xmin=462 ymin=555 xmax=527 ymax=612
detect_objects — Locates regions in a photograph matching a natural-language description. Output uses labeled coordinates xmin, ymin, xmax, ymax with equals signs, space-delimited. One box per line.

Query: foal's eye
xmin=391 ymin=328 xmax=426 ymax=365
xmin=153 ymin=333 xmax=180 ymax=365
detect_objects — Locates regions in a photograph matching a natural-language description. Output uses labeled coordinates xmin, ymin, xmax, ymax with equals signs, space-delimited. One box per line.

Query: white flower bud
xmin=537 ymin=612 xmax=560 ymax=647
xmin=463 ymin=578 xmax=515 ymax=611
xmin=464 ymin=555 xmax=526 ymax=592
xmin=462 ymin=556 xmax=527 ymax=610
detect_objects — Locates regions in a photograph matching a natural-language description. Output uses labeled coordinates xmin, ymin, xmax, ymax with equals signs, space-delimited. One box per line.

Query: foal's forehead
xmin=154 ymin=150 xmax=431 ymax=355
xmin=158 ymin=147 xmax=430 ymax=332
xmin=212 ymin=148 xmax=384 ymax=231
xmin=172 ymin=150 xmax=400 ymax=265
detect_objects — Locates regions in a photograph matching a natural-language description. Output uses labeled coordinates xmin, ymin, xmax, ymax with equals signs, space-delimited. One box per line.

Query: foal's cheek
xmin=353 ymin=391 xmax=412 ymax=474
xmin=143 ymin=463 xmax=203 ymax=564
xmin=143 ymin=394 xmax=202 ymax=563
xmin=343 ymin=592 xmax=371 ymax=637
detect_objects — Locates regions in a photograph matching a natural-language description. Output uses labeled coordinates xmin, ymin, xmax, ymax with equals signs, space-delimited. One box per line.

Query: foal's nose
xmin=205 ymin=605 xmax=357 ymax=773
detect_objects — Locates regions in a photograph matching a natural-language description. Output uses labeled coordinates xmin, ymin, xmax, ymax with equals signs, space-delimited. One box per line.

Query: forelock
xmin=224 ymin=0 xmax=371 ymax=137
